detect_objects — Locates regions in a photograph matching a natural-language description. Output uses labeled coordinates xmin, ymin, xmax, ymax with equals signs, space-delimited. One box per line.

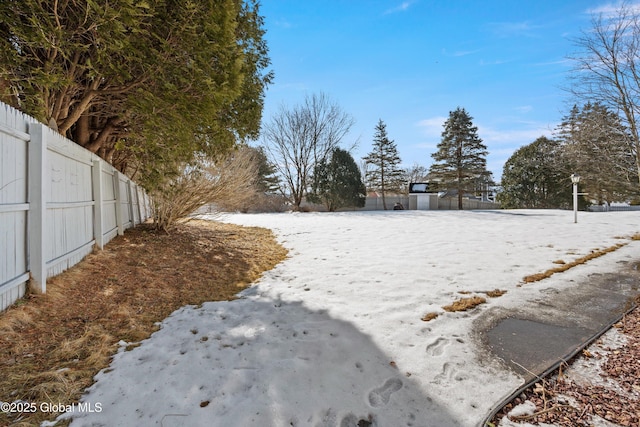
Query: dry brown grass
xmin=0 ymin=220 xmax=287 ymax=426
xmin=442 ymin=296 xmax=487 ymax=312
xmin=426 ymin=289 xmax=506 ymax=321
xmin=483 ymin=289 xmax=507 ymax=298
xmin=421 ymin=312 xmax=439 ymax=322
xmin=523 ymin=243 xmax=628 ymax=284
xmin=422 ymin=290 xmax=505 ymax=321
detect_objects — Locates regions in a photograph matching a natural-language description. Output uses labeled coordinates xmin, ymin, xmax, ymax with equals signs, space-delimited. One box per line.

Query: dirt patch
xmin=0 ymin=220 xmax=287 ymax=426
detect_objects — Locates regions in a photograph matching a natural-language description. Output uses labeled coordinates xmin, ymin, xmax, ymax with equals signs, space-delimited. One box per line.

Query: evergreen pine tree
xmin=429 ymin=107 xmax=491 ymax=209
xmin=253 ymin=146 xmax=280 ymax=194
xmin=498 ymin=137 xmax=571 ymax=209
xmin=555 ymin=103 xmax=638 ymax=203
xmin=363 ymin=120 xmax=404 ymax=210
xmin=308 ymin=148 xmax=366 ymax=211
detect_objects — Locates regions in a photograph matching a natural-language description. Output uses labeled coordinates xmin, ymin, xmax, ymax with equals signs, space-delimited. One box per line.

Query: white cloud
xmin=478 ymin=123 xmax=557 ymax=179
xmin=587 ymin=3 xmax=618 ymax=15
xmin=514 ymin=105 xmax=533 ymax=113
xmin=274 ymin=18 xmax=294 ymax=29
xmin=416 ymin=116 xmax=447 ymax=137
xmin=532 ymin=58 xmax=572 ymax=67
xmin=441 ymin=48 xmax=482 ymax=57
xmin=417 ymin=117 xmax=553 ymax=145
xmin=485 ymin=21 xmax=542 ymax=38
xmin=384 ymin=1 xmax=415 ymax=15
xmin=479 ymin=58 xmax=513 ymax=66
xmin=478 ymin=124 xmax=554 ymax=147
xmin=414 ymin=117 xmax=558 ymax=179
xmin=584 ymin=1 xmax=640 ymax=24
xmin=586 ymin=2 xmax=640 ymax=18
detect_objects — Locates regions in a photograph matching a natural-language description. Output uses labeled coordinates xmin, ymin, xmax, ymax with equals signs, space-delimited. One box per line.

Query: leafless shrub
xmin=246 ymin=193 xmax=289 ymax=213
xmin=151 ymin=146 xmax=259 ymax=231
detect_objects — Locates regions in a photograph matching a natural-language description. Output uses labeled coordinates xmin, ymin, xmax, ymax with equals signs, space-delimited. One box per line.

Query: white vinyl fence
xmin=361 ymin=196 xmax=499 ymax=211
xmin=435 ymin=197 xmax=500 ymax=210
xmin=0 ymin=103 xmax=152 ymax=311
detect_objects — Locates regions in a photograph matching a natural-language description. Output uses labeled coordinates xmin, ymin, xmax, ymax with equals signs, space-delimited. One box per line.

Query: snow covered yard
xmin=63 ymin=210 xmax=640 ymax=427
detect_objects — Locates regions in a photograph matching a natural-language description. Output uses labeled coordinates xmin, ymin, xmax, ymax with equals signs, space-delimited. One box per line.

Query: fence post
xmin=128 ymin=179 xmax=135 ymax=226
xmin=143 ymin=191 xmax=152 ymax=222
xmin=28 ymin=123 xmax=47 ymax=293
xmin=145 ymin=191 xmax=151 ymax=220
xmin=135 ymin=184 xmax=143 ymax=225
xmin=92 ymin=160 xmax=105 ymax=249
xmin=114 ymin=172 xmax=124 ymax=235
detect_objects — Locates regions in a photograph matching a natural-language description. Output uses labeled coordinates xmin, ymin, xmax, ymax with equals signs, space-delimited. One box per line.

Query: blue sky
xmin=257 ymin=1 xmax=625 ymax=182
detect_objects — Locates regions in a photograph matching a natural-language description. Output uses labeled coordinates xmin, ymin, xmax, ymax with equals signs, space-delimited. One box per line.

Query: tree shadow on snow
xmin=66 ymin=297 xmax=461 ymax=427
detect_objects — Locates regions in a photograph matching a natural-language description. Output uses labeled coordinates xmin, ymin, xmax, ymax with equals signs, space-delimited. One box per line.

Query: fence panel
xmin=360 ymin=195 xmax=499 ymax=211
xmin=101 ymin=165 xmax=119 ymax=243
xmin=588 ymin=205 xmax=640 ymax=212
xmin=46 ymin=127 xmax=96 ymax=277
xmin=361 ymin=196 xmax=409 ymax=210
xmin=118 ymin=174 xmax=133 ymax=230
xmin=0 ymin=106 xmax=31 ymax=311
xmin=436 ymin=197 xmax=499 ymax=210
xmin=0 ymin=103 xmax=152 ymax=311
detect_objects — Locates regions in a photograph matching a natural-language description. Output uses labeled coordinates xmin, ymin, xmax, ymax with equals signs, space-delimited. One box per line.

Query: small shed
xmin=408 ymin=182 xmax=438 ymax=210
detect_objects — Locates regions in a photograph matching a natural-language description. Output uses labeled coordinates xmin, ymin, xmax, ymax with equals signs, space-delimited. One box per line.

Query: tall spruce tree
xmin=555 ymin=103 xmax=638 ymax=203
xmin=429 ymin=107 xmax=491 ymax=209
xmin=308 ymin=148 xmax=366 ymax=211
xmin=363 ymin=120 xmax=405 ymax=210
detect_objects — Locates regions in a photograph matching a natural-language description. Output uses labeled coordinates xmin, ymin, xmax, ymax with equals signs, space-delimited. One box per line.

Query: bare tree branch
xmin=567 ymin=2 xmax=640 ymax=188
xmin=262 ymin=93 xmax=354 ymax=209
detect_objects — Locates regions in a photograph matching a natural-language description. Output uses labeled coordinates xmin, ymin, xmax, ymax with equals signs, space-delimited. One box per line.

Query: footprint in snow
xmin=367 ymin=378 xmax=402 ymax=408
xmin=341 ymin=413 xmax=373 ymax=427
xmin=340 ymin=413 xmax=358 ymax=427
xmin=434 ymin=362 xmax=467 ymax=384
xmin=425 ymin=337 xmax=449 ymax=357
